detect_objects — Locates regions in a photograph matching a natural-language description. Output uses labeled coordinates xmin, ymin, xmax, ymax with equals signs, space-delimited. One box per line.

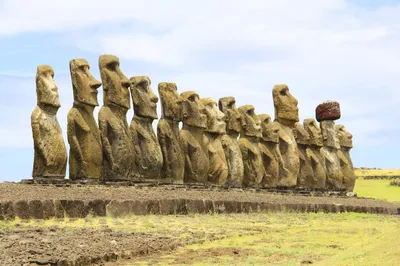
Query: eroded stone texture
xmin=304 ymin=118 xmax=326 ymax=188
xmin=336 ymin=124 xmax=356 ymax=191
xmin=258 ymin=114 xmax=281 ymax=187
xmin=98 ymin=55 xmax=135 ymax=180
xmin=320 ymin=118 xmax=344 ymax=190
xmin=130 ymin=76 xmax=163 ymax=180
xmin=316 ymin=101 xmax=341 ymax=122
xmin=202 ymin=98 xmax=228 ymax=186
xmin=272 ymin=84 xmax=300 ymax=187
xmin=67 ymin=59 xmax=102 ymax=180
xmin=218 ymin=97 xmax=244 ymax=187
xmin=238 ymin=105 xmax=264 ymax=187
xmin=31 ymin=65 xmax=67 ymax=179
xmin=180 ymin=91 xmax=209 ymax=184
xmin=157 ymin=82 xmax=185 ymax=183
xmin=294 ymin=123 xmax=314 ymax=189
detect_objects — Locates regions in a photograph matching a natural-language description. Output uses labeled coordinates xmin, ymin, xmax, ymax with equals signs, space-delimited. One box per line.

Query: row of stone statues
xmin=31 ymin=55 xmax=355 ymax=191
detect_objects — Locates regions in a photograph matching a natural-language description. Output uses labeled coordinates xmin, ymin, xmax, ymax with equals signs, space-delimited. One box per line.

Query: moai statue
xmin=316 ymin=101 xmax=344 ymax=190
xmin=157 ymin=82 xmax=185 ymax=183
xmin=238 ymin=105 xmax=264 ymax=187
xmin=130 ymin=76 xmax=163 ymax=180
xmin=294 ymin=123 xmax=314 ymax=189
xmin=258 ymin=114 xmax=282 ymax=188
xmin=201 ymin=98 xmax=228 ymax=186
xmin=31 ymin=65 xmax=67 ymax=179
xmin=336 ymin=124 xmax=356 ymax=191
xmin=67 ymin=59 xmax=102 ymax=180
xmin=218 ymin=97 xmax=244 ymax=187
xmin=98 ymin=55 xmax=135 ymax=180
xmin=304 ymin=118 xmax=326 ymax=188
xmin=272 ymin=84 xmax=300 ymax=188
xmin=180 ymin=91 xmax=210 ymax=184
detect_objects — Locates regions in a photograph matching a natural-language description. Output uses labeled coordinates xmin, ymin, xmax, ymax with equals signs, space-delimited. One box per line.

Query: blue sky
xmin=1 ymin=0 xmax=400 ymax=182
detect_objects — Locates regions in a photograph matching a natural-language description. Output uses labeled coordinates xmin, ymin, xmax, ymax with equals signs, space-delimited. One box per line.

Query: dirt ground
xmin=0 ymin=182 xmax=399 ymax=210
xmin=0 ymin=222 xmax=180 ymax=266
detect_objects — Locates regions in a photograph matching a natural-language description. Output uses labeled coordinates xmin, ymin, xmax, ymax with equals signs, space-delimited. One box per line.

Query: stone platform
xmin=0 ymin=182 xmax=399 ymax=220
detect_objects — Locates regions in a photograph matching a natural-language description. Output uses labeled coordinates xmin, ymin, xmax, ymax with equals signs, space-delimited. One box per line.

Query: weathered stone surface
xmin=219 ymin=97 xmax=244 ymax=187
xmin=31 ymin=65 xmax=67 ymax=179
xmin=68 ymin=59 xmax=103 ymax=180
xmin=294 ymin=123 xmax=314 ymax=189
xmin=186 ymin=199 xmax=206 ymax=214
xmin=0 ymin=201 xmax=14 ymax=220
xmin=303 ymin=118 xmax=326 ymax=188
xmin=272 ymin=84 xmax=300 ymax=187
xmin=258 ymin=114 xmax=280 ymax=187
xmin=180 ymin=91 xmax=209 ymax=184
xmin=238 ymin=105 xmax=264 ymax=187
xmin=320 ymin=120 xmax=344 ymax=190
xmin=13 ymin=200 xmax=30 ymax=219
xmin=316 ymin=101 xmax=341 ymax=122
xmin=202 ymin=98 xmax=228 ymax=186
xmin=157 ymin=82 xmax=185 ymax=183
xmin=130 ymin=76 xmax=163 ymax=180
xmin=98 ymin=55 xmax=135 ymax=180
xmin=336 ymin=124 xmax=356 ymax=191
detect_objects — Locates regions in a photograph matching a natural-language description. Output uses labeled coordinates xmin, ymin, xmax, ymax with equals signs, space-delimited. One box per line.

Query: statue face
xmin=36 ymin=65 xmax=60 ymax=108
xmin=272 ymin=84 xmax=299 ymax=126
xmin=336 ymin=124 xmax=353 ymax=148
xmin=320 ymin=120 xmax=340 ymax=149
xmin=130 ymin=76 xmax=158 ymax=119
xmin=238 ymin=105 xmax=262 ymax=138
xmin=304 ymin=118 xmax=323 ymax=147
xmin=201 ymin=98 xmax=226 ymax=134
xmin=99 ymin=55 xmax=131 ymax=109
xmin=294 ymin=123 xmax=310 ymax=145
xmin=258 ymin=114 xmax=280 ymax=143
xmin=70 ymin=59 xmax=102 ymax=107
xmin=158 ymin=82 xmax=183 ymax=121
xmin=218 ymin=97 xmax=242 ymax=135
xmin=181 ymin=91 xmax=207 ymax=128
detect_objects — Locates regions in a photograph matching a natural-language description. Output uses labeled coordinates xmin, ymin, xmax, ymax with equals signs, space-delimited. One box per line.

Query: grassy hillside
xmin=354 ymin=168 xmax=400 ymax=177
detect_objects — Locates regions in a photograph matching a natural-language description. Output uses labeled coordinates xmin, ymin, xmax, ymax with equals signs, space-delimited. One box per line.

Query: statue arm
xmin=157 ymin=123 xmax=170 ymax=171
xmin=67 ymin=113 xmax=85 ymax=163
xmin=31 ymin=113 xmax=49 ymax=166
xmin=99 ymin=119 xmax=114 ymax=169
xmin=130 ymin=125 xmax=143 ymax=170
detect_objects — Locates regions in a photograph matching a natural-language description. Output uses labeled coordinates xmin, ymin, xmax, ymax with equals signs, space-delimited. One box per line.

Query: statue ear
xmin=321 ymin=126 xmax=328 ymax=140
xmin=181 ymin=100 xmax=188 ymax=118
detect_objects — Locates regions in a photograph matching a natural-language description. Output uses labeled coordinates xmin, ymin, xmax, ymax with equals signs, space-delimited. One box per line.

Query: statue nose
xmin=121 ymin=79 xmax=130 ymax=88
xmin=151 ymin=94 xmax=158 ymax=103
xmin=90 ymin=79 xmax=102 ymax=90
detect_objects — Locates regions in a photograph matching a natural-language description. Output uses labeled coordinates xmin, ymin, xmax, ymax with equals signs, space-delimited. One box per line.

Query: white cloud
xmin=1 ymin=0 xmax=400 ymax=169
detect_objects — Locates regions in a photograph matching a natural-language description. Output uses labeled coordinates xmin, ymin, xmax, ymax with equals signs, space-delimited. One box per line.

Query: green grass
xmin=118 ymin=212 xmax=400 ymax=266
xmin=354 ymin=168 xmax=400 ymax=177
xmin=354 ymin=178 xmax=400 ymax=202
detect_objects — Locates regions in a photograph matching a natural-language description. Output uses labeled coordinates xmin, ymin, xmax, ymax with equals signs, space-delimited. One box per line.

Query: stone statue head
xmin=181 ymin=91 xmax=207 ymax=128
xmin=272 ymin=84 xmax=299 ymax=126
xmin=98 ymin=55 xmax=131 ymax=109
xmin=238 ymin=105 xmax=262 ymax=138
xmin=130 ymin=76 xmax=158 ymax=119
xmin=70 ymin=59 xmax=102 ymax=107
xmin=158 ymin=82 xmax=183 ymax=122
xmin=201 ymin=98 xmax=226 ymax=134
xmin=303 ymin=118 xmax=323 ymax=147
xmin=218 ymin=97 xmax=242 ymax=135
xmin=258 ymin=114 xmax=280 ymax=143
xmin=336 ymin=124 xmax=353 ymax=148
xmin=320 ymin=120 xmax=340 ymax=149
xmin=294 ymin=122 xmax=311 ymax=145
xmin=36 ymin=65 xmax=60 ymax=108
